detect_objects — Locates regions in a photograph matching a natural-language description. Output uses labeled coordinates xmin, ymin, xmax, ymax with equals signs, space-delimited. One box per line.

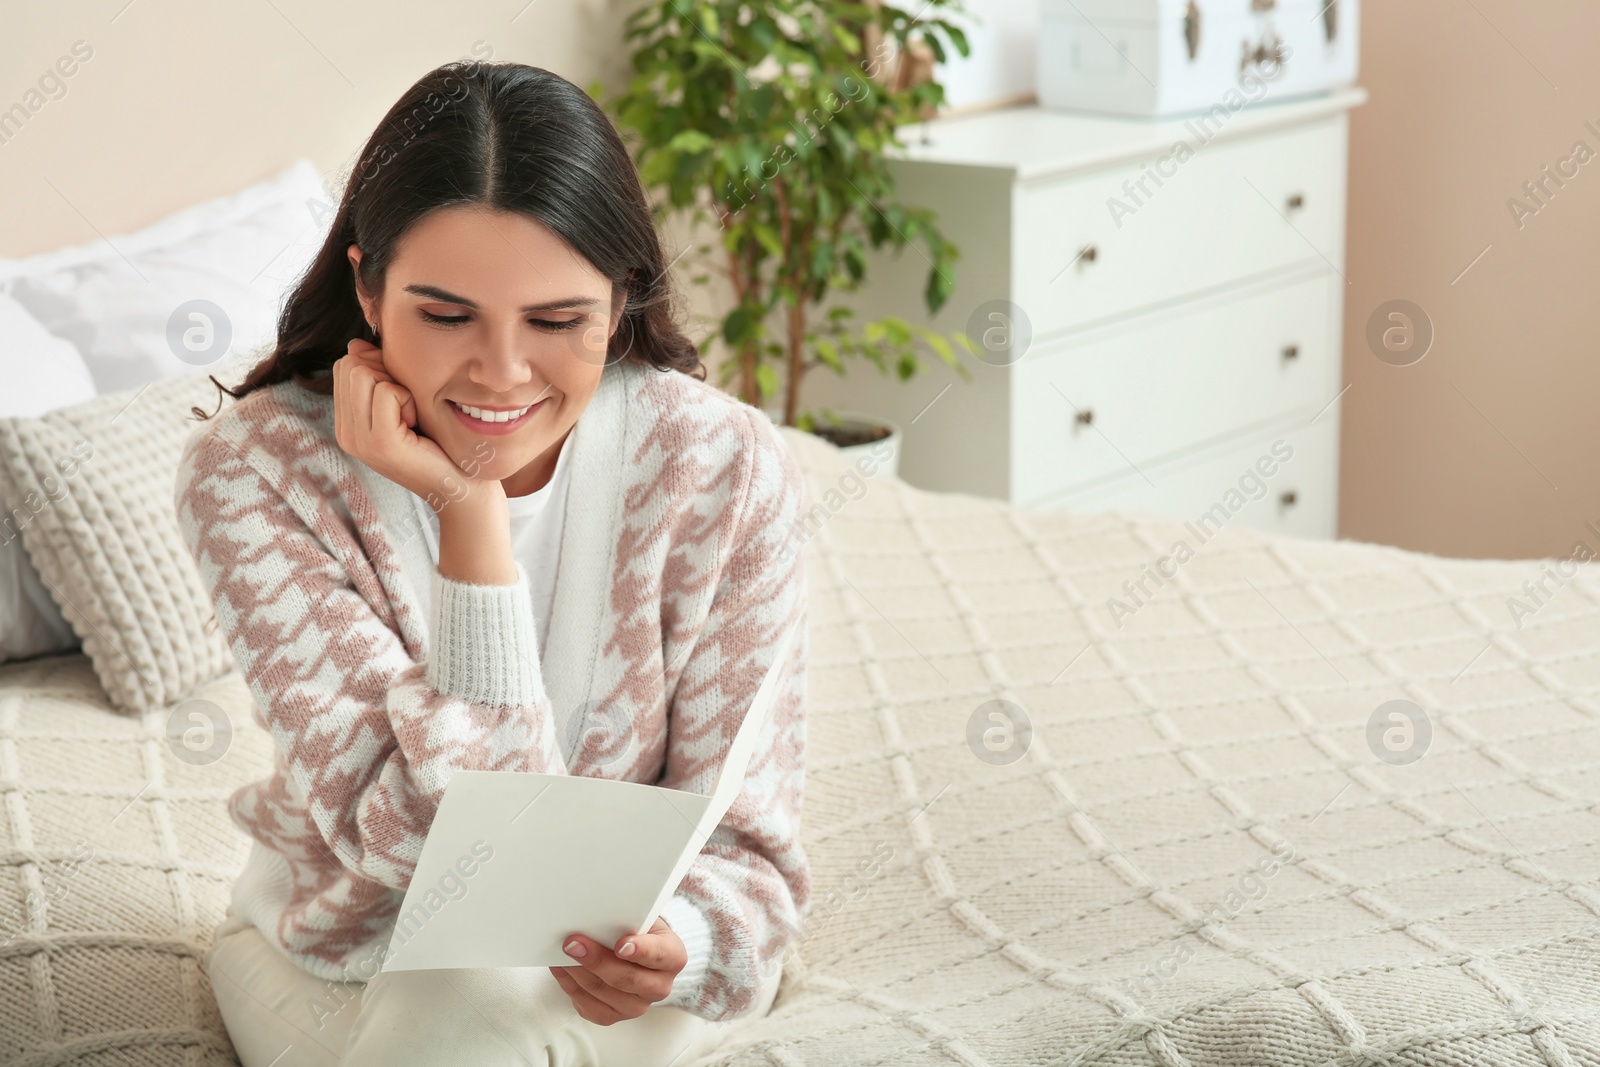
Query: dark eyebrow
xmin=401 ymin=283 xmax=601 ymax=313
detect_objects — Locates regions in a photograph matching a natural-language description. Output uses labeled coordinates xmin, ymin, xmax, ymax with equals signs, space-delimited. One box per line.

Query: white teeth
xmin=452 ymin=400 xmax=532 ymax=423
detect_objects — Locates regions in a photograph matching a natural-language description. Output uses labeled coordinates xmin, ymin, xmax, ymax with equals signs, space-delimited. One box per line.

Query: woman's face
xmin=347 ymin=204 xmax=621 ymax=498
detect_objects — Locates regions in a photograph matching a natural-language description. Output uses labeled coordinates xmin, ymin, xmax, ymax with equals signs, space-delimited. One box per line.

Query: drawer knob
xmin=1280 ymin=490 xmax=1298 ymax=507
xmin=1076 ymin=408 xmax=1095 ymax=427
xmin=1286 ymin=193 xmax=1305 ymax=210
xmin=1282 ymin=344 xmax=1300 ymax=360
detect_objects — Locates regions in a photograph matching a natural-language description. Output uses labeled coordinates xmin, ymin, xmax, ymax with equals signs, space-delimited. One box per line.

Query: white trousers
xmin=204 ymin=914 xmax=779 ymax=1067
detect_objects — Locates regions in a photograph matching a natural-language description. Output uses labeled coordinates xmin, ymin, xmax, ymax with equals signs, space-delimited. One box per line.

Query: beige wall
xmin=1341 ymin=0 xmax=1600 ymax=560
xmin=0 ymin=2 xmax=608 ymax=254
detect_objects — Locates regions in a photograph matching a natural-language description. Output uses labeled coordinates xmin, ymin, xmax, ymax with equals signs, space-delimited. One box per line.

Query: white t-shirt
xmin=409 ymin=435 xmax=574 ymax=663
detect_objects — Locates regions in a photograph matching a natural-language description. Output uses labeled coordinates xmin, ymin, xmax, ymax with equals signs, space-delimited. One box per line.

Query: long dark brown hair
xmin=192 ymin=60 xmax=703 ymax=421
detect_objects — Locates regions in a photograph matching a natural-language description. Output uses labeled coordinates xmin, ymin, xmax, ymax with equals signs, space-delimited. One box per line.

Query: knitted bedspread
xmin=727 ymin=430 xmax=1600 ymax=1067
xmin=2 ymin=426 xmax=1598 ymax=1066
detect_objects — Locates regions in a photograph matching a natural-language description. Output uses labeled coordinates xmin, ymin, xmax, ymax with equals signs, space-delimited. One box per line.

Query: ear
xmin=608 ymin=283 xmax=628 ymax=340
xmin=348 ymin=244 xmax=377 ymax=325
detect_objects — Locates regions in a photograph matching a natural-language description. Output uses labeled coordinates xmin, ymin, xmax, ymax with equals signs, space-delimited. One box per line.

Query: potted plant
xmin=598 ymin=0 xmax=978 ymax=469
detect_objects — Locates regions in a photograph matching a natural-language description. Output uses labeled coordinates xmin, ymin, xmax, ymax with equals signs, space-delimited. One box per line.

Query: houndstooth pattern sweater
xmin=172 ymin=356 xmax=811 ymax=1022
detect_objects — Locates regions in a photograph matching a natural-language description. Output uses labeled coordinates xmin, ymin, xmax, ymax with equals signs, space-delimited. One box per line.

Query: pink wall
xmin=1340 ymin=0 xmax=1600 ymax=559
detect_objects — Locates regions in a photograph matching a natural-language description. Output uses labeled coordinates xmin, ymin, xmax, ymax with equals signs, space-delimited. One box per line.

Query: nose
xmin=466 ymin=319 xmax=535 ymax=395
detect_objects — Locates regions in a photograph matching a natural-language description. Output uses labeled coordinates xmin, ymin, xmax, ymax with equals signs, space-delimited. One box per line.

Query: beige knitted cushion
xmin=0 ymin=362 xmax=253 ymax=714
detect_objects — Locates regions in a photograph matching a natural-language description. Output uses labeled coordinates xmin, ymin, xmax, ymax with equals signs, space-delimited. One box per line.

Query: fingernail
xmin=618 ymin=941 xmax=636 ymax=958
xmin=564 ymin=940 xmax=586 ymax=958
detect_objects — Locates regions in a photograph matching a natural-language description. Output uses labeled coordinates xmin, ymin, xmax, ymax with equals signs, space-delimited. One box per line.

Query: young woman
xmin=174 ymin=61 xmax=811 ymax=1067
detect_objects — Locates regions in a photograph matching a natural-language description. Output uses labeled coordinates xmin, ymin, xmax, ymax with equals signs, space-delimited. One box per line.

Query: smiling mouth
xmin=448 ymin=399 xmax=539 ymax=423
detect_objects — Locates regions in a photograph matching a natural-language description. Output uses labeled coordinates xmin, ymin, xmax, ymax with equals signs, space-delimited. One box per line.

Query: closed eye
xmin=419 ymin=309 xmax=582 ymax=331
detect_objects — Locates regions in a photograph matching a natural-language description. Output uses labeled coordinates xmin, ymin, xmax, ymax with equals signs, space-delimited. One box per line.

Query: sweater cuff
xmin=658 ymin=893 xmax=715 ymax=1009
xmin=426 ymin=561 xmax=541 ymax=707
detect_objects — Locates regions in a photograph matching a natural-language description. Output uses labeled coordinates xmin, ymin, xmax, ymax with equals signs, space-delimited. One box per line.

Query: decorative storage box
xmin=1038 ymin=0 xmax=1360 ymax=117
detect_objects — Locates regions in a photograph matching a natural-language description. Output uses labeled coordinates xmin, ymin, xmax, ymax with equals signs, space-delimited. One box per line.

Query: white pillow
xmin=0 ymin=291 xmax=97 ymax=417
xmin=0 ymin=157 xmax=332 ymax=394
xmin=0 ymin=291 xmax=99 ymax=661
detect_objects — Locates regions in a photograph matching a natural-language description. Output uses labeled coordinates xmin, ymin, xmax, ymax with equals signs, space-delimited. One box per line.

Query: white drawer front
xmin=1013 ymin=115 xmax=1346 ymax=340
xmin=1046 ymin=416 xmax=1339 ymax=541
xmin=1011 ymin=273 xmax=1336 ymax=505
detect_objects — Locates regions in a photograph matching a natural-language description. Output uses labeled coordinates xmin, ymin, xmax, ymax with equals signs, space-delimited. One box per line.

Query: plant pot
xmin=805 ymin=410 xmax=902 ymax=479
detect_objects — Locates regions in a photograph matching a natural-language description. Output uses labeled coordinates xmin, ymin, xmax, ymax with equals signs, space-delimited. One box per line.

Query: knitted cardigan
xmin=172 ymin=356 xmax=811 ymax=1022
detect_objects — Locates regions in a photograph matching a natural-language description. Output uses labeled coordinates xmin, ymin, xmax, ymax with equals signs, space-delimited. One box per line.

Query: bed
xmin=2 ymin=404 xmax=1597 ymax=1066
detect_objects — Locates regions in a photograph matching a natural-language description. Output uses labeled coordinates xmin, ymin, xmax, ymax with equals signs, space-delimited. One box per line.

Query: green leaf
xmin=639 ymin=151 xmax=677 ymax=187
xmin=668 ymin=129 xmax=716 ymax=153
xmin=755 ymin=361 xmax=780 ymax=402
xmin=723 ymin=305 xmax=756 ymax=345
xmin=941 ymin=22 xmax=971 ymax=57
xmin=843 ymin=243 xmax=866 ymax=283
xmin=921 ymin=330 xmax=955 ymax=368
xmin=815 ymin=338 xmax=844 ymax=373
xmin=925 ymin=265 xmax=954 ymax=313
xmin=896 ymin=349 xmax=918 ymax=381
xmin=859 ymin=341 xmax=887 ymax=374
xmin=810 ymin=239 xmax=835 ymax=279
xmin=752 ymin=222 xmax=784 ymax=259
xmin=877 ymin=316 xmax=912 ymax=345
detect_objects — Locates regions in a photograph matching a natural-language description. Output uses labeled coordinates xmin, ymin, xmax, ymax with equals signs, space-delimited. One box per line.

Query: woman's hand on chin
xmin=333 ymin=337 xmax=499 ymax=511
xmin=336 ymin=338 xmax=516 ymax=584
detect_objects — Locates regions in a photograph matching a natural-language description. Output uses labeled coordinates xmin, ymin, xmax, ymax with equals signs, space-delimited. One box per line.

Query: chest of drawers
xmin=801 ymin=88 xmax=1365 ymax=540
